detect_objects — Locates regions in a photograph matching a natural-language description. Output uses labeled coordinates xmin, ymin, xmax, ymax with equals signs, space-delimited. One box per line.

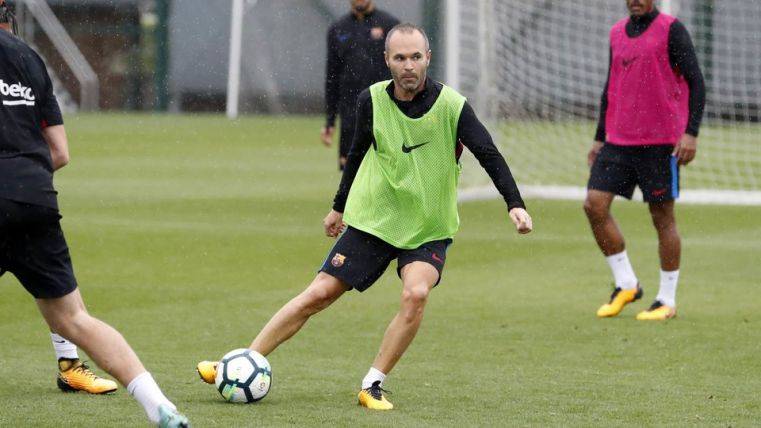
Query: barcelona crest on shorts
xmin=331 ymin=253 xmax=346 ymax=268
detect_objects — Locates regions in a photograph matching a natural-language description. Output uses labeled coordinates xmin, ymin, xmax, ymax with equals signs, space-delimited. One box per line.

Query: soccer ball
xmin=215 ymin=348 xmax=272 ymax=403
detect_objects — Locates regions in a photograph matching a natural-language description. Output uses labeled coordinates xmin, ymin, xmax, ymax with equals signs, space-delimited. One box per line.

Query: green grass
xmin=1 ymin=114 xmax=760 ymax=426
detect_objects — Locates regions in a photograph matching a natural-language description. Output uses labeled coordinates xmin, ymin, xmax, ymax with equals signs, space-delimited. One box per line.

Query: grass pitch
xmin=0 ymin=114 xmax=759 ymax=426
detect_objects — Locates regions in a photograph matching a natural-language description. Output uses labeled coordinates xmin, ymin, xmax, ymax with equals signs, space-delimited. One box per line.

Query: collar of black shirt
xmin=351 ymin=8 xmax=376 ymax=21
xmin=385 ymin=77 xmax=438 ymax=103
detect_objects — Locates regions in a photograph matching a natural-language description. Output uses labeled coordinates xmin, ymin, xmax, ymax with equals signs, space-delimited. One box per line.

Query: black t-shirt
xmin=325 ymin=9 xmax=399 ymax=126
xmin=332 ymin=78 xmax=525 ymax=213
xmin=0 ymin=30 xmax=63 ymax=209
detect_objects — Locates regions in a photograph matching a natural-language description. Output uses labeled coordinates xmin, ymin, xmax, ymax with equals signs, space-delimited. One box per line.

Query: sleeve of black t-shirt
xmin=457 ymin=102 xmax=525 ymax=211
xmin=669 ymin=20 xmax=706 ymax=137
xmin=594 ymin=47 xmax=612 ymax=143
xmin=325 ymin=25 xmax=342 ymax=128
xmin=332 ymin=89 xmax=373 ymax=212
xmin=31 ymin=51 xmax=63 ymax=128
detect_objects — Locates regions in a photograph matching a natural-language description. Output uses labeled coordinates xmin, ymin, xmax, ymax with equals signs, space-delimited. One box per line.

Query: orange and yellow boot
xmin=358 ymin=381 xmax=393 ymax=410
xmin=196 ymin=360 xmax=218 ymax=384
xmin=596 ymin=285 xmax=643 ymax=318
xmin=57 ymin=358 xmax=118 ymax=394
xmin=636 ymin=300 xmax=677 ymax=321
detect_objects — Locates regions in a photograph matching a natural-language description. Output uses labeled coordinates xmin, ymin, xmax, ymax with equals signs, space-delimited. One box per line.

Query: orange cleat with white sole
xmin=57 ymin=358 xmax=118 ymax=394
xmin=358 ymin=381 xmax=393 ymax=410
xmin=596 ymin=285 xmax=643 ymax=318
xmin=636 ymin=300 xmax=677 ymax=321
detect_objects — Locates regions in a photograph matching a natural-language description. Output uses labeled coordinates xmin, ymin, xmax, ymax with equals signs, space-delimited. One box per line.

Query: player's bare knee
xmin=299 ymin=286 xmax=336 ymax=314
xmin=649 ymin=206 xmax=677 ymax=232
xmin=400 ymin=288 xmax=427 ymax=324
xmin=583 ymin=197 xmax=607 ymax=222
xmin=402 ymin=285 xmax=429 ymax=308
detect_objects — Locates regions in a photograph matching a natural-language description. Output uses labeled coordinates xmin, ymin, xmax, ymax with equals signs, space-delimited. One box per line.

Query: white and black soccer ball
xmin=215 ymin=348 xmax=272 ymax=403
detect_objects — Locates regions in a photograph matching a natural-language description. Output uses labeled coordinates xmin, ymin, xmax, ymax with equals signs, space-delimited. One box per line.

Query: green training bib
xmin=343 ymin=80 xmax=466 ymax=249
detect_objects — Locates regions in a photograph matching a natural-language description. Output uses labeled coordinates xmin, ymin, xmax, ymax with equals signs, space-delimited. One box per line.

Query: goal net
xmin=452 ymin=0 xmax=761 ymax=205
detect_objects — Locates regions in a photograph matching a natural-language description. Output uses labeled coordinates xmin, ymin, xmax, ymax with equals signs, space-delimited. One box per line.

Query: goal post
xmin=450 ymin=0 xmax=761 ymax=205
xmin=226 ymin=0 xmax=245 ymax=119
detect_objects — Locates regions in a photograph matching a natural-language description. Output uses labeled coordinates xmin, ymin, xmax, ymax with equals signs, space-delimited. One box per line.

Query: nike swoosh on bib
xmin=402 ymin=142 xmax=429 ymax=153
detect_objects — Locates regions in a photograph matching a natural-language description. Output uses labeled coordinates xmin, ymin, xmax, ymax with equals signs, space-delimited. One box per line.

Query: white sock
xmin=656 ymin=269 xmax=679 ymax=308
xmin=51 ymin=333 xmax=79 ymax=360
xmin=605 ymin=250 xmax=638 ymax=290
xmin=127 ymin=372 xmax=175 ymax=424
xmin=361 ymin=367 xmax=386 ymax=389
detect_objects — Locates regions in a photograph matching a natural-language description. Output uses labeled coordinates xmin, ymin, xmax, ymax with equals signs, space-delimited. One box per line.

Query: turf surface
xmin=1 ymin=114 xmax=759 ymax=426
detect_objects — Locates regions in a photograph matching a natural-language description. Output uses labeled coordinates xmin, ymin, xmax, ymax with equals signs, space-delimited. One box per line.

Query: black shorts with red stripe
xmin=319 ymin=226 xmax=452 ymax=292
xmin=588 ymin=143 xmax=680 ymax=203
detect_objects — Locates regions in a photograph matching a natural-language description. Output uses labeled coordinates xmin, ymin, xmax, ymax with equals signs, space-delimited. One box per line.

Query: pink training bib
xmin=605 ymin=13 xmax=689 ymax=146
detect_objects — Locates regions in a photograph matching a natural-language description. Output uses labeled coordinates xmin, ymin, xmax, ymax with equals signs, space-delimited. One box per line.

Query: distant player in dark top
xmin=321 ymin=0 xmax=399 ymax=169
xmin=0 ymin=2 xmax=187 ymax=425
xmin=586 ymin=0 xmax=705 ymax=321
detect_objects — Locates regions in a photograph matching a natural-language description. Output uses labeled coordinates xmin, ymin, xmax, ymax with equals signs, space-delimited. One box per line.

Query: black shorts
xmin=588 ymin=143 xmax=680 ymax=203
xmin=319 ymin=226 xmax=452 ymax=292
xmin=0 ymin=198 xmax=78 ymax=299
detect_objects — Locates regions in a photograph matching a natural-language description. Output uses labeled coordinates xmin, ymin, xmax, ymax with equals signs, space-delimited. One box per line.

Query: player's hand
xmin=588 ymin=140 xmax=604 ymax=167
xmin=509 ymin=207 xmax=533 ymax=234
xmin=320 ymin=126 xmax=335 ymax=147
xmin=323 ymin=209 xmax=344 ymax=238
xmin=672 ymin=134 xmax=697 ymax=166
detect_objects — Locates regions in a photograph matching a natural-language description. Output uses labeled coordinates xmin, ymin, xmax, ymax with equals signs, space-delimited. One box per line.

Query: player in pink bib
xmin=585 ymin=0 xmax=705 ymax=321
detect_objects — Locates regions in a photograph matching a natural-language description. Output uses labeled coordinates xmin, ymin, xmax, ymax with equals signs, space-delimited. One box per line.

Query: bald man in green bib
xmin=197 ymin=23 xmax=532 ymax=410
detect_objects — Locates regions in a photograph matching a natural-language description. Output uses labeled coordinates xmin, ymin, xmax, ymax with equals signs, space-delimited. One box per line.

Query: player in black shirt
xmin=0 ymin=3 xmax=111 ymax=395
xmin=320 ymin=0 xmax=399 ymax=169
xmin=0 ymin=4 xmax=187 ymax=425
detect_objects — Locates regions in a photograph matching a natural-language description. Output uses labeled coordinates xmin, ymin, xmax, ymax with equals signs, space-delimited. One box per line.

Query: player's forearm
xmin=480 ymin=156 xmax=525 ymax=210
xmin=682 ymin=56 xmax=706 ymax=137
xmin=332 ymin=134 xmax=371 ymax=212
xmin=457 ymin=104 xmax=525 ymax=210
xmin=325 ymin=83 xmax=339 ymax=127
xmin=42 ymin=125 xmax=69 ymax=171
xmin=669 ymin=22 xmax=705 ymax=137
xmin=594 ymin=95 xmax=608 ymax=142
xmin=595 ymin=99 xmax=608 ymax=143
xmin=332 ymin=152 xmax=362 ymax=212
xmin=332 ymin=92 xmax=373 ymax=212
xmin=325 ymin=82 xmax=340 ymax=127
xmin=325 ymin=32 xmax=341 ymax=127
xmin=595 ymin=48 xmax=613 ymax=142
xmin=684 ymin=75 xmax=705 ymax=137
xmin=324 ymin=83 xmax=338 ymax=127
